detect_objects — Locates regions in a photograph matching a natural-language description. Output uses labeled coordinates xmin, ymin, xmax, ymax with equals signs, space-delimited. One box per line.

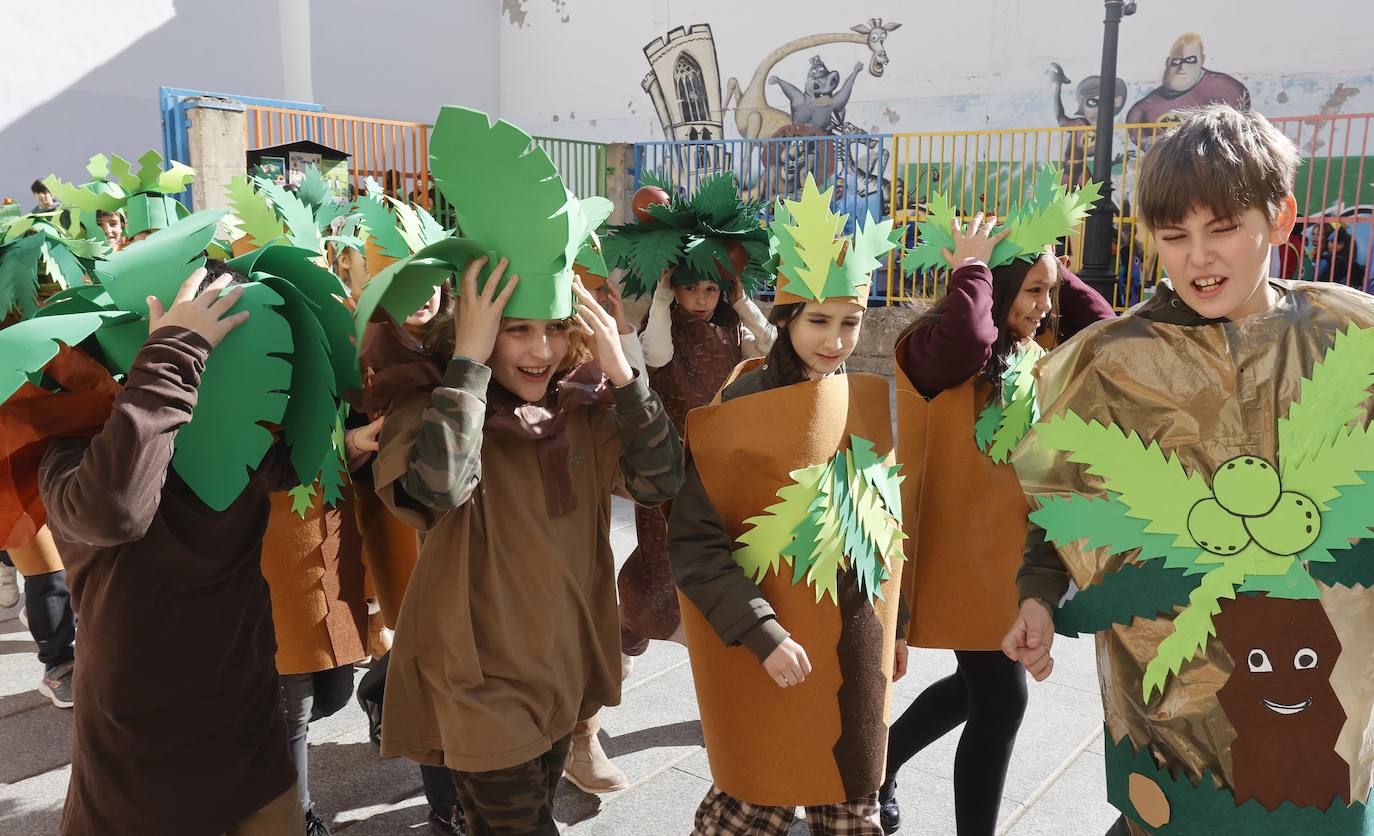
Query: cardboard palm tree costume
xmin=45 ymin=150 xmax=194 ymax=240
xmin=896 ymin=168 xmax=1102 ymax=650
xmin=0 ymin=208 xmax=363 ymax=544
xmin=1014 ymin=280 xmax=1374 ymax=833
xmin=678 ymin=178 xmax=908 ymax=806
xmin=602 ymin=173 xmax=773 ymax=652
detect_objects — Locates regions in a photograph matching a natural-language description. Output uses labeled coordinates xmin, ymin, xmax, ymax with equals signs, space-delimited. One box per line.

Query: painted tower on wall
xmin=642 ymin=25 xmax=728 ymax=169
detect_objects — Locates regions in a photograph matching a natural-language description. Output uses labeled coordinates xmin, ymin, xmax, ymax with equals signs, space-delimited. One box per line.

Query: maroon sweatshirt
xmin=38 ymin=328 xmax=296 ymax=836
xmin=902 ymin=261 xmax=1115 ymax=396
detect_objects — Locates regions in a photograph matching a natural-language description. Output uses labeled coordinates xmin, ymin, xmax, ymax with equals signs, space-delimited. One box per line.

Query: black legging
xmin=886 ymin=650 xmax=1028 ymax=836
xmin=357 ymin=651 xmax=460 ymax=815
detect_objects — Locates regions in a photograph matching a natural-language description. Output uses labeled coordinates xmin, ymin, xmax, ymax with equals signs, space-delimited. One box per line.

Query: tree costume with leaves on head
xmin=45 ymin=150 xmax=195 ymax=240
xmin=1014 ymin=276 xmax=1374 ymax=833
xmin=601 ymin=171 xmax=774 ymax=656
xmin=669 ymin=175 xmax=909 ymax=814
xmin=896 ymin=165 xmax=1105 ymax=650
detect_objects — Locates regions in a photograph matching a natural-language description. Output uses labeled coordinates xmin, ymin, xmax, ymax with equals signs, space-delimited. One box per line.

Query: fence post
xmin=185 ymin=97 xmax=247 ymax=212
xmin=605 ymin=143 xmax=636 ymax=225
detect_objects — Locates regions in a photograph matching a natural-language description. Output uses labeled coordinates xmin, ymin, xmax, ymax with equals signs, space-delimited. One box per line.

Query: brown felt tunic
xmin=260 ymin=491 xmax=368 ymax=674
xmin=895 ymin=336 xmax=1027 ymax=650
xmin=374 ymin=363 xmax=675 ymax=773
xmin=671 ymin=366 xmax=904 ymax=807
xmin=38 ymin=329 xmax=295 ymax=836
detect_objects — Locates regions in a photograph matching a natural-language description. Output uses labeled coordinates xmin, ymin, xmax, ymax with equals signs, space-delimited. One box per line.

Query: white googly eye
xmin=1247 ymin=649 xmax=1273 ymax=673
xmin=1294 ymin=648 xmax=1319 ymax=670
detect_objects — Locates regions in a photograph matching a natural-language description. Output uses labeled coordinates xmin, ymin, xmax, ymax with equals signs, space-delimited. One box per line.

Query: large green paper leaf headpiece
xmin=46 ymin=151 xmax=197 ymax=239
xmin=768 ymin=176 xmax=904 ymax=304
xmin=1030 ymin=324 xmax=1374 ymax=701
xmin=7 ymin=209 xmax=362 ymax=512
xmin=905 ymin=165 xmax=1102 ymax=274
xmin=428 ymin=106 xmax=590 ymax=320
xmin=601 ymin=171 xmax=771 ymax=299
xmin=225 ymin=165 xmax=370 ymax=258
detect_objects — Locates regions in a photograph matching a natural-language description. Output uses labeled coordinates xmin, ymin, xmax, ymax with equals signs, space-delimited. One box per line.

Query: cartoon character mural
xmin=1126 ymin=32 xmax=1251 ymax=135
xmin=771 ymin=57 xmax=867 ymax=133
xmin=1048 ymin=62 xmax=1127 ymax=187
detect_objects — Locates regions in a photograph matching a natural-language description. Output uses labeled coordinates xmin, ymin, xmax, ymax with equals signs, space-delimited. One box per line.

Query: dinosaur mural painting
xmin=721 ymin=18 xmax=901 ymax=140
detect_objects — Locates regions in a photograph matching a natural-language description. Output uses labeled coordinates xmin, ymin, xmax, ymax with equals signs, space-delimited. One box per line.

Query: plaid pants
xmin=693 ymin=785 xmax=882 ymax=836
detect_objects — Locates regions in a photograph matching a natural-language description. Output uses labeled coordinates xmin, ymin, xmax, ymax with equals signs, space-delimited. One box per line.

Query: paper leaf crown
xmin=0 ymin=214 xmax=109 ymax=320
xmin=768 ymin=176 xmax=904 ymax=304
xmin=45 ymin=151 xmax=195 ymax=238
xmin=905 ymin=164 xmax=1103 ymax=274
xmin=601 ymin=171 xmax=771 ymax=299
xmin=353 ymin=107 xmax=602 ymax=335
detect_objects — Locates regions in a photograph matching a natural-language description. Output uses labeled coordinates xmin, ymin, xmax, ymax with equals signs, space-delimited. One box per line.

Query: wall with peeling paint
xmin=492 ymin=0 xmax=1374 ymax=142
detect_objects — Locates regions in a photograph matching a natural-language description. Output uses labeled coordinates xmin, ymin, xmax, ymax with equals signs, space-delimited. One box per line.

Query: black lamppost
xmin=1078 ymin=0 xmax=1138 ymax=302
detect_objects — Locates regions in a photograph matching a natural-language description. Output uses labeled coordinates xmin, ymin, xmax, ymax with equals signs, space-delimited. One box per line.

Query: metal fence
xmin=242 ymin=105 xmax=609 ymax=222
xmin=634 ymin=113 xmax=1374 ymax=308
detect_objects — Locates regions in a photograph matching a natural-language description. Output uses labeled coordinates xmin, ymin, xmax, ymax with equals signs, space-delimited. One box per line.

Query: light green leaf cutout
xmin=96 ymin=209 xmax=225 ymax=316
xmin=0 ymin=311 xmax=123 ymax=401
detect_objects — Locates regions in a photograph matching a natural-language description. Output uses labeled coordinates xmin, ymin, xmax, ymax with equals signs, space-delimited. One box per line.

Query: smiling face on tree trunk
xmin=1213 ymin=594 xmax=1351 ymax=810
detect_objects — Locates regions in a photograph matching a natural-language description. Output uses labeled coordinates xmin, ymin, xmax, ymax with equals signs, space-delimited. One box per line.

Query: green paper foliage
xmin=979 ymin=343 xmax=1044 ymax=463
xmin=602 ymin=171 xmax=770 ymax=299
xmin=352 ymin=237 xmax=488 ymax=342
xmin=733 ymin=435 xmax=905 ymax=606
xmin=1031 ymin=325 xmax=1374 ymax=699
xmin=768 ymin=176 xmax=902 ymax=302
xmin=95 ymin=209 xmax=223 ymax=315
xmin=1054 ymin=560 xmax=1197 ymax=637
xmin=430 ymin=106 xmax=588 ymax=320
xmin=226 ymin=175 xmax=289 ymax=249
xmin=252 ymin=178 xmax=324 ymax=255
xmin=906 ymin=165 xmax=1102 ymax=273
xmin=0 ymin=214 xmax=109 ymax=320
xmin=353 ymin=185 xmax=413 ymax=260
xmin=0 ymin=311 xmax=123 ymax=401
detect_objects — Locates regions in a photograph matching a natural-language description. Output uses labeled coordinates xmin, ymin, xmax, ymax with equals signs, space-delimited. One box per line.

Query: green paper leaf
xmin=259 ymin=276 xmax=339 ymax=486
xmin=353 ymin=193 xmax=412 ymax=260
xmin=226 ymin=175 xmax=288 ymax=248
xmin=1031 ymin=492 xmax=1206 ymax=571
xmin=1300 ymin=472 xmax=1374 ymax=565
xmin=581 ymin=197 xmax=614 ymax=232
xmin=0 ymin=311 xmax=123 ymax=401
xmin=295 ymin=165 xmax=332 ymax=210
xmin=607 ymin=227 xmax=687 ymax=298
xmin=1033 ymin=412 xmax=1213 ymax=548
xmin=1236 ymin=557 xmax=1321 ymax=598
xmin=254 ymin=178 xmax=323 ymax=255
xmin=734 ymin=460 xmax=830 ymax=583
xmin=1309 ymin=536 xmax=1374 ymax=589
xmin=93 ymin=316 xmax=150 ymax=375
xmin=985 ymin=344 xmax=1043 ymax=463
xmin=430 ymin=107 xmax=585 ymax=320
xmin=1278 ymin=324 xmax=1374 ymax=470
xmin=95 ymin=209 xmax=225 ymax=316
xmin=1054 ymin=560 xmax=1198 ymax=637
xmin=0 ymin=233 xmax=44 ymax=319
xmin=170 ymin=281 xmax=292 ymax=510
xmin=906 ymin=190 xmax=959 ymax=273
xmin=248 ymin=247 xmax=361 ymax=394
xmin=353 ymin=237 xmax=486 ymax=342
xmin=288 ymin=483 xmax=317 ymax=517
xmin=974 ymin=400 xmax=1004 ymax=451
xmin=773 ymin=178 xmax=847 ymax=301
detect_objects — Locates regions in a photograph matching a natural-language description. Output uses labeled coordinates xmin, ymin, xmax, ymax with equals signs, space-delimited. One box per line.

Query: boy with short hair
xmin=39 ymin=266 xmax=301 ymax=835
xmin=1003 ymin=105 xmax=1374 ymax=830
xmin=30 ymin=179 xmax=58 ymax=213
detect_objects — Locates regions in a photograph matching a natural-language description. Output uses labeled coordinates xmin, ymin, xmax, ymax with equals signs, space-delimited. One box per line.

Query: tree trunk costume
xmin=601 ymin=172 xmax=773 ymax=656
xmin=668 ymin=177 xmax=907 ymax=831
xmin=355 ymin=106 xmax=682 ymax=830
xmin=1015 ymin=279 xmax=1374 ymax=833
xmin=2 ymin=155 xmax=364 ymax=831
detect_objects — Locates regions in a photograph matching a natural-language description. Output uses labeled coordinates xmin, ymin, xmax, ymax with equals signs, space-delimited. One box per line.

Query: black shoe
xmin=428 ymin=804 xmax=467 ymax=835
xmin=305 ymin=808 xmax=332 ymax=836
xmin=878 ymin=778 xmax=900 ymax=834
xmin=357 ymin=691 xmax=383 ymax=750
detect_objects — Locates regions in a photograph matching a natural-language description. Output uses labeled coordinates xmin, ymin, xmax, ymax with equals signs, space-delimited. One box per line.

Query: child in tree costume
xmin=1004 ymin=106 xmax=1374 ymax=834
xmin=602 ymin=172 xmax=774 ymax=658
xmin=883 ymin=166 xmax=1114 ymax=834
xmin=45 ymin=150 xmax=194 ymax=242
xmin=362 ymin=106 xmax=683 ymax=832
xmin=668 ymin=177 xmax=909 ymax=834
xmin=0 ymin=199 xmax=363 ymax=833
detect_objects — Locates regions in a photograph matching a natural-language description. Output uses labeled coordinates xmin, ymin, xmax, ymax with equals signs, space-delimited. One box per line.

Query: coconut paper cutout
xmin=1031 ymin=324 xmax=1374 ymax=700
xmin=733 ymin=434 xmax=905 ymax=606
xmin=904 ymin=164 xmax=1103 ymax=274
xmin=354 ymin=107 xmax=603 ymax=332
xmin=0 ymin=210 xmax=361 ymax=512
xmin=768 ymin=176 xmax=905 ymax=305
xmin=600 ymin=171 xmax=770 ymax=299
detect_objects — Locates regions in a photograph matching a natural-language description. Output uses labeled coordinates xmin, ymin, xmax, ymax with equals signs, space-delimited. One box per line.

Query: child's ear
xmin=1269 ymin=194 xmax=1298 ymax=245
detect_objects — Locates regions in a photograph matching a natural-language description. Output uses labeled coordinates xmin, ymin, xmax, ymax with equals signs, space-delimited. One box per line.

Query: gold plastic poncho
xmin=1014 ymin=279 xmax=1374 ymax=833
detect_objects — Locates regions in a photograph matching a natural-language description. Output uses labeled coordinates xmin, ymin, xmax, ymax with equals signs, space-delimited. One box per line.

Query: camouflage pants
xmin=450 ymin=735 xmax=572 ymax=836
xmin=693 ymin=785 xmax=883 ymax=836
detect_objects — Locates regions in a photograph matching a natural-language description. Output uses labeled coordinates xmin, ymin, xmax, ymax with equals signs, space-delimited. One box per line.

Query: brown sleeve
xmin=666 ymin=460 xmax=790 ymax=662
xmin=38 ymin=327 xmax=210 ymax=548
xmin=1016 ymin=522 xmax=1070 ymax=613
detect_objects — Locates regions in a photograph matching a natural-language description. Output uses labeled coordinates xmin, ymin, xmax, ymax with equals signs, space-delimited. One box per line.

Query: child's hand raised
xmin=942 ymin=212 xmax=1012 ymax=269
xmin=451 ymin=256 xmax=519 ymax=365
xmin=573 ymin=278 xmax=635 ymax=387
xmin=147 ymin=268 xmax=250 ymax=348
xmin=595 ymin=279 xmax=633 ymax=336
xmin=1001 ymin=598 xmax=1056 ymax=681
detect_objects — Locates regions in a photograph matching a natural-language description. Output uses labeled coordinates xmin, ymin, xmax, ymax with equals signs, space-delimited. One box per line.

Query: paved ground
xmin=0 ymin=499 xmax=1120 ymax=835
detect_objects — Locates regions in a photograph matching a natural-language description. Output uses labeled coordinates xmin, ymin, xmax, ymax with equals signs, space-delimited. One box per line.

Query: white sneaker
xmin=0 ymin=563 xmax=18 ymax=609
